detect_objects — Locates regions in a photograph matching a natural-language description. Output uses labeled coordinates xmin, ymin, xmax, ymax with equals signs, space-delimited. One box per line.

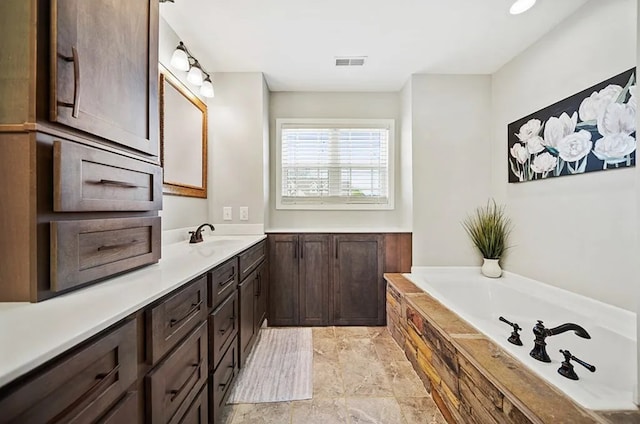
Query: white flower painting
xmin=508 ymin=68 xmax=636 ymax=183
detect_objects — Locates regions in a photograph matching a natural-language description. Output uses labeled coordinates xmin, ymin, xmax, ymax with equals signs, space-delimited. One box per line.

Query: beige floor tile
xmin=312 ymin=326 xmax=336 ymax=339
xmin=335 ymin=326 xmax=372 ymax=339
xmin=346 ymin=397 xmax=406 ymax=424
xmin=373 ymin=336 xmax=407 ymax=362
xmin=397 ymin=397 xmax=447 ymax=424
xmin=230 ymin=402 xmax=291 ymax=424
xmin=342 ymin=360 xmax=393 ymax=397
xmin=368 ymin=326 xmax=392 ymax=340
xmin=313 ymin=336 xmax=339 ymax=364
xmin=382 ymin=361 xmax=428 ymax=397
xmin=313 ymin=361 xmax=345 ymax=398
xmin=337 ymin=338 xmax=380 ymax=364
xmin=219 ymin=404 xmax=238 ymax=424
xmin=291 ymin=398 xmax=348 ymax=424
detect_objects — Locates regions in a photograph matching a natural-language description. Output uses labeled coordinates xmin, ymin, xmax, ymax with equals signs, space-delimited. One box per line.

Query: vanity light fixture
xmin=169 ymin=41 xmax=215 ymax=98
xmin=510 ymin=0 xmax=536 ymax=15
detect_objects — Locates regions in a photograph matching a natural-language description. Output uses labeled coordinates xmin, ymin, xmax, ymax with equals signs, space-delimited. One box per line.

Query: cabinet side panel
xmin=0 ymin=0 xmax=36 ymax=124
xmin=0 ymin=133 xmax=37 ymax=301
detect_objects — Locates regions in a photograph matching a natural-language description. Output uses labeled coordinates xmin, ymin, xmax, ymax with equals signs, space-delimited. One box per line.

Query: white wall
xmin=400 ymin=80 xmax=414 ymax=232
xmin=158 ymin=17 xmax=209 ymax=231
xmin=491 ymin=0 xmax=637 ymax=311
xmin=268 ymin=91 xmax=410 ymax=231
xmin=410 ymin=74 xmax=493 ymax=266
xmin=208 ymin=72 xmax=268 ymax=233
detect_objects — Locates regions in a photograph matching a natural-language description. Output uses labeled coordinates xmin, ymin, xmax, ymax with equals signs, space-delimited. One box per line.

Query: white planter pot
xmin=481 ymin=258 xmax=502 ymax=278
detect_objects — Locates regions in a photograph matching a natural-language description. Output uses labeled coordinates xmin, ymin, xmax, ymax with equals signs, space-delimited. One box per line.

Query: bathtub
xmin=404 ymin=267 xmax=637 ymax=411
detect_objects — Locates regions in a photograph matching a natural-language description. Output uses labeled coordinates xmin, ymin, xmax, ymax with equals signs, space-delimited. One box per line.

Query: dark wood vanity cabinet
xmin=332 ymin=234 xmax=385 ymax=326
xmin=51 ymin=0 xmax=159 ymax=155
xmin=0 ymin=0 xmax=162 ymax=302
xmin=238 ymin=241 xmax=268 ymax=368
xmin=0 ymin=319 xmax=138 ymax=424
xmin=268 ymin=233 xmax=410 ymax=326
xmin=268 ymin=234 xmax=330 ymax=326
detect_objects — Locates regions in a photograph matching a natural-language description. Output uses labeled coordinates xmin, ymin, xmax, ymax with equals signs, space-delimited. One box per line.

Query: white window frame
xmin=276 ymin=118 xmax=395 ymax=210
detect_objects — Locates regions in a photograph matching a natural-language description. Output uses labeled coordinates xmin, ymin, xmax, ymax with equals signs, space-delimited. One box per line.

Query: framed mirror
xmin=159 ymin=65 xmax=208 ymax=198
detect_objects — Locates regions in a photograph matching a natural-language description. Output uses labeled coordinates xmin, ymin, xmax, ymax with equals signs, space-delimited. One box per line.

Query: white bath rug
xmin=227 ymin=327 xmax=313 ymax=404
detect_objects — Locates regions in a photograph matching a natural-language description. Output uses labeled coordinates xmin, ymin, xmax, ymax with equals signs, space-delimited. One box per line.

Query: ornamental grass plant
xmin=462 ymin=200 xmax=512 ymax=260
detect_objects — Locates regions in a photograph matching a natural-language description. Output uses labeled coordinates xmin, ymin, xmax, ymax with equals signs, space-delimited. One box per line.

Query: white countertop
xmin=0 ymin=234 xmax=266 ymax=387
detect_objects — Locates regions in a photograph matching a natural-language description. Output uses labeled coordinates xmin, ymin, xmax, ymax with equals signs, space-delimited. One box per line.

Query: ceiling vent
xmin=335 ymin=56 xmax=366 ymax=67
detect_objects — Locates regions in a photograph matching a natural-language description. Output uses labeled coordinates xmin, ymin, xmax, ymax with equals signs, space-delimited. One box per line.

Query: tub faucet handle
xmin=558 ymin=349 xmax=596 ymax=380
xmin=498 ymin=316 xmax=523 ymax=346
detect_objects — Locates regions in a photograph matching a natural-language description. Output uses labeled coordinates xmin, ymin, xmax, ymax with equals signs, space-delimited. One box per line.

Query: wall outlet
xmin=223 ymin=207 xmax=232 ymax=221
xmin=239 ymin=206 xmax=249 ymax=221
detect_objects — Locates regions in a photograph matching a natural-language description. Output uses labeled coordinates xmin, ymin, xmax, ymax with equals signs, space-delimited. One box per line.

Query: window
xmin=276 ymin=119 xmax=394 ymax=210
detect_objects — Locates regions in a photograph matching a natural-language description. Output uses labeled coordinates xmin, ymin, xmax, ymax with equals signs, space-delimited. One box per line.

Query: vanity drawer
xmin=50 ymin=216 xmax=161 ymax=292
xmin=209 ymin=291 xmax=238 ymax=371
xmin=147 ymin=276 xmax=208 ymax=365
xmin=238 ymin=240 xmax=266 ymax=281
xmin=210 ymin=341 xmax=238 ymax=423
xmin=0 ymin=319 xmax=137 ymax=424
xmin=53 ymin=140 xmax=162 ymax=212
xmin=147 ymin=321 xmax=208 ymax=424
xmin=99 ymin=391 xmax=138 ymax=424
xmin=168 ymin=384 xmax=208 ymax=424
xmin=208 ymin=257 xmax=238 ymax=309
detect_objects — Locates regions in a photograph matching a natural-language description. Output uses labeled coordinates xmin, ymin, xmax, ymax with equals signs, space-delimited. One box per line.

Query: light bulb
xmin=200 ymin=78 xmax=215 ymax=98
xmin=187 ymin=64 xmax=204 ymax=86
xmin=170 ymin=44 xmax=190 ymax=71
xmin=510 ymin=0 xmax=536 ymax=15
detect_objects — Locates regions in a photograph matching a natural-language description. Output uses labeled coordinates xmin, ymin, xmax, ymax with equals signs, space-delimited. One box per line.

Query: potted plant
xmin=462 ymin=200 xmax=512 ymax=278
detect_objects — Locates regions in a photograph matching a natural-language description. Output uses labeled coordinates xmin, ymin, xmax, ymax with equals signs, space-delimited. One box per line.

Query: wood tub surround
xmin=384 ymin=274 xmax=640 ymax=424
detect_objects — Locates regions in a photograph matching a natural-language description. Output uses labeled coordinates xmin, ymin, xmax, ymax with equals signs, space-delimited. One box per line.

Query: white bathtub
xmin=404 ymin=267 xmax=637 ymax=411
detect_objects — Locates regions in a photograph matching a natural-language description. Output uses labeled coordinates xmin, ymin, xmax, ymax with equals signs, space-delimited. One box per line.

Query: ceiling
xmin=160 ymin=0 xmax=590 ymax=92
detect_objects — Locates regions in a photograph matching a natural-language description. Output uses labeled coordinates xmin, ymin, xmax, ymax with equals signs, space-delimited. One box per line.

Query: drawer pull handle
xmin=219 ymin=316 xmax=235 ymax=335
xmin=51 ymin=364 xmax=120 ymax=423
xmin=218 ymin=366 xmax=234 ymax=391
xmin=57 ymin=46 xmax=80 ymax=118
xmin=169 ymin=359 xmax=203 ymax=401
xmin=219 ymin=276 xmax=235 ymax=288
xmin=170 ymin=300 xmax=203 ymax=328
xmin=98 ymin=179 xmax=143 ymax=189
xmin=97 ymin=240 xmax=138 ymax=251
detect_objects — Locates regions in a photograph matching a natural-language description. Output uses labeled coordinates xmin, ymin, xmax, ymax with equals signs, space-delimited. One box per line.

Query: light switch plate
xmin=239 ymin=206 xmax=249 ymax=221
xmin=223 ymin=207 xmax=232 ymax=221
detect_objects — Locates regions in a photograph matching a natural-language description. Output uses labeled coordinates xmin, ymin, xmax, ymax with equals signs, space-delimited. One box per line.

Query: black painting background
xmin=507 ymin=68 xmax=636 ymax=183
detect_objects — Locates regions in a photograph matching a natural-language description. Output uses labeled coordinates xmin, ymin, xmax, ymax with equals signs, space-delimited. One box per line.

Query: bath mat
xmin=227 ymin=327 xmax=313 ymax=404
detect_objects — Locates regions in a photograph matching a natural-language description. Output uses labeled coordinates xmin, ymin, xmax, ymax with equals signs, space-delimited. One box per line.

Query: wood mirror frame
xmin=159 ymin=65 xmax=208 ymax=198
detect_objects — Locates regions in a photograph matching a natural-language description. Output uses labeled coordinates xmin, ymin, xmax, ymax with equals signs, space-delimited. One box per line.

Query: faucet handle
xmin=498 ymin=316 xmax=523 ymax=346
xmin=558 ymin=349 xmax=596 ymax=380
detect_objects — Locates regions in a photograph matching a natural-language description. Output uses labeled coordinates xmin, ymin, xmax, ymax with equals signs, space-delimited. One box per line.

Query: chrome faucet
xmin=189 ymin=223 xmax=215 ymax=244
xmin=529 ymin=320 xmax=591 ymax=362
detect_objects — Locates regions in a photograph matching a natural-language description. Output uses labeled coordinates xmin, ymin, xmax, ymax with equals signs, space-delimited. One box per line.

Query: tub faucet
xmin=529 ymin=320 xmax=591 ymax=363
xmin=189 ymin=223 xmax=215 ymax=244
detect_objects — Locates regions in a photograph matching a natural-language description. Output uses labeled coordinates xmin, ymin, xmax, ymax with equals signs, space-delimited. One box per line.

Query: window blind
xmin=280 ymin=125 xmax=390 ymax=206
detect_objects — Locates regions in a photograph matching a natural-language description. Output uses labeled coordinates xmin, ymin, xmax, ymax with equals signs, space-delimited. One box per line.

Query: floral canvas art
xmin=508 ymin=68 xmax=636 ymax=183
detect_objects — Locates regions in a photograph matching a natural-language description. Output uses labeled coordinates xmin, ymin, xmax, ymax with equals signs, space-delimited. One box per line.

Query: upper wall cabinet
xmin=50 ymin=0 xmax=159 ymax=157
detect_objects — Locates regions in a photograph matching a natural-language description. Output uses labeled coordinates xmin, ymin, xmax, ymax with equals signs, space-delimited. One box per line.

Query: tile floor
xmin=221 ymin=326 xmax=447 ymax=424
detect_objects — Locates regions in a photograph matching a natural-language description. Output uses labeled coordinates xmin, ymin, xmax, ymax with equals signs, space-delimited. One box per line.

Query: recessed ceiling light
xmin=510 ymin=0 xmax=536 ymax=15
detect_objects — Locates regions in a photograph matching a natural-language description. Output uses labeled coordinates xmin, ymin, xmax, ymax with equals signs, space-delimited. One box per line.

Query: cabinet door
xmin=51 ymin=0 xmax=159 ymax=156
xmin=238 ymin=275 xmax=255 ymax=367
xmin=268 ymin=234 xmax=299 ymax=326
xmin=254 ymin=260 xmax=268 ymax=329
xmin=299 ymin=234 xmax=330 ymax=326
xmin=333 ymin=234 xmax=385 ymax=326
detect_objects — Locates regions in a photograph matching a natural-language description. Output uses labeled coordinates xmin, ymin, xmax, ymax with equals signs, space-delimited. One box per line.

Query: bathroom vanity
xmin=0 ymin=235 xmax=267 ymax=424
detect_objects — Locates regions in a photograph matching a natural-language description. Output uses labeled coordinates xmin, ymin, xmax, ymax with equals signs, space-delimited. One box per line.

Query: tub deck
xmin=384 ymin=273 xmax=640 ymax=424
